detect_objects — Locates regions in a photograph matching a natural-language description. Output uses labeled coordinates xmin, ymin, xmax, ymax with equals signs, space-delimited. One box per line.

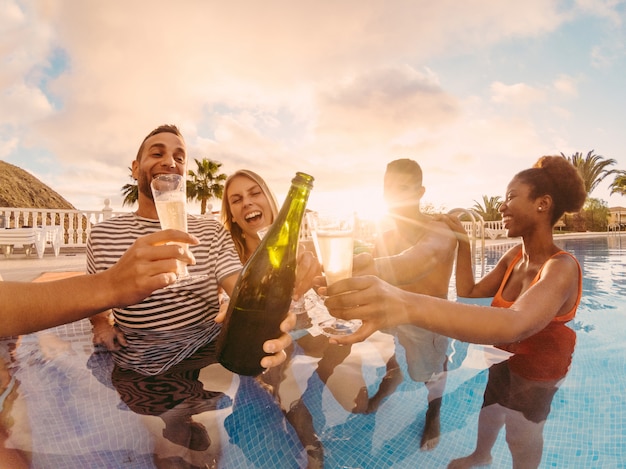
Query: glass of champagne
xmin=307 ymin=211 xmax=362 ymax=337
xmin=150 ymin=174 xmax=208 ymax=288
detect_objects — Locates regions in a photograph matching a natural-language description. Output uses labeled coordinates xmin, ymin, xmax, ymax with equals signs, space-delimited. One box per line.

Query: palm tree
xmin=121 ymin=167 xmax=138 ymax=207
xmin=609 ymin=170 xmax=626 ymax=197
xmin=472 ymin=195 xmax=502 ymax=221
xmin=187 ymin=158 xmax=228 ymax=215
xmin=560 ymin=150 xmax=616 ymax=195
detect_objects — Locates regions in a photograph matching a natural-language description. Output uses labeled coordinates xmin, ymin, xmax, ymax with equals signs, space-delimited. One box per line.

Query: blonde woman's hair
xmin=221 ymin=170 xmax=279 ymax=261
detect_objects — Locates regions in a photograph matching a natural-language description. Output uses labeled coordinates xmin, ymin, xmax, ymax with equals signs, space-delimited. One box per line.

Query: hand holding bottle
xmin=216 ymin=172 xmax=314 ymax=375
xmin=214 ymin=306 xmax=296 ymax=369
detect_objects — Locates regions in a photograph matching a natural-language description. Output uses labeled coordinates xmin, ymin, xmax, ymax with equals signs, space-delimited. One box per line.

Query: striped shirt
xmin=87 ymin=213 xmax=242 ymax=375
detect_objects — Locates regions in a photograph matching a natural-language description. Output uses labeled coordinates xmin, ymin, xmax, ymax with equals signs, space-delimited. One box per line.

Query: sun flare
xmin=309 ymin=188 xmax=388 ymax=220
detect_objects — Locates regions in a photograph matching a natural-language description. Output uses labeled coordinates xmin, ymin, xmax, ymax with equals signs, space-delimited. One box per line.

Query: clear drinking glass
xmin=150 ymin=174 xmax=208 ymax=288
xmin=307 ymin=211 xmax=361 ymax=337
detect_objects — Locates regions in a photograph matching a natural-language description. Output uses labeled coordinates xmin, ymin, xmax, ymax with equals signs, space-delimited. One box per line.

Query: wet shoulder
xmin=546 ymin=250 xmax=580 ymax=273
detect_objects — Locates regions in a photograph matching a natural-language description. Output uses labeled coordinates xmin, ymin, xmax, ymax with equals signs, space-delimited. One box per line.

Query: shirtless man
xmin=352 ymin=158 xmax=457 ymax=450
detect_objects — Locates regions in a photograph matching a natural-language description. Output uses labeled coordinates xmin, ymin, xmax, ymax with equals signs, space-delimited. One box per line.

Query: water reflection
xmin=107 ymin=342 xmax=231 ymax=468
xmin=351 ymin=325 xmax=448 ymax=451
xmin=449 ymin=322 xmax=576 ymax=468
xmin=223 ymin=375 xmax=306 ymax=469
xmin=0 ymin=343 xmax=29 ymax=469
xmin=0 ymin=300 xmax=582 ymax=469
xmin=1 ymin=235 xmax=624 ymax=468
xmin=2 ymin=327 xmax=156 ymax=468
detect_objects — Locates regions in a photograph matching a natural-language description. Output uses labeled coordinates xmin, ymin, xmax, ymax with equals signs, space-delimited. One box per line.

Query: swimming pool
xmin=0 ymin=234 xmax=624 ymax=468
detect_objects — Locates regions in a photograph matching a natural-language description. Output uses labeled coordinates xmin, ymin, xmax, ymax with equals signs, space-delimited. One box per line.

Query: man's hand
xmin=102 ymin=229 xmax=199 ymax=308
xmin=90 ymin=312 xmax=128 ymax=351
xmin=351 ymin=252 xmax=378 ymax=277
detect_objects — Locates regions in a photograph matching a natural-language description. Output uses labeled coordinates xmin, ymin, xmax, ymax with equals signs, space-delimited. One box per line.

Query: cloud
xmin=0 ymin=135 xmax=18 ymax=159
xmin=3 ymin=0 xmax=623 ymax=213
xmin=0 ymin=82 xmax=54 ymax=125
xmin=490 ymin=81 xmax=545 ymax=107
xmin=573 ymin=0 xmax=626 ymax=68
xmin=575 ymin=0 xmax=624 ymax=24
xmin=0 ymin=1 xmax=57 ymax=126
xmin=553 ymin=75 xmax=579 ymax=97
xmin=317 ymin=65 xmax=458 ymax=139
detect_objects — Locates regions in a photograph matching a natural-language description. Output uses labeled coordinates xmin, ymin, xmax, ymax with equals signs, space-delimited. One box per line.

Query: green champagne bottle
xmin=216 ymin=172 xmax=314 ymax=376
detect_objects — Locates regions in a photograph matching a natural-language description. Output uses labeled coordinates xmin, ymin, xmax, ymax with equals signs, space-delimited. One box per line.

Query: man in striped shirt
xmin=87 ymin=124 xmax=293 ymax=375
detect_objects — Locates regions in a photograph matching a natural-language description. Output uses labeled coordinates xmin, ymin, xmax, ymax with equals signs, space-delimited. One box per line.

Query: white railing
xmin=0 ymin=202 xmax=218 ymax=250
xmin=449 ymin=209 xmax=486 ymax=278
xmin=459 ymin=219 xmax=506 ymax=240
xmin=1 ymin=203 xmax=508 ymax=251
xmin=0 ymin=202 xmax=127 ymax=248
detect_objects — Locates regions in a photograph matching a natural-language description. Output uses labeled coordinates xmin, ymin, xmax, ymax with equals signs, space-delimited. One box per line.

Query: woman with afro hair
xmin=323 ymin=155 xmax=587 ymax=468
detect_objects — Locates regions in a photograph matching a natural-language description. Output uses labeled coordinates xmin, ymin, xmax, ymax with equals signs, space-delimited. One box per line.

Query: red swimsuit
xmin=491 ymin=250 xmax=582 ymax=381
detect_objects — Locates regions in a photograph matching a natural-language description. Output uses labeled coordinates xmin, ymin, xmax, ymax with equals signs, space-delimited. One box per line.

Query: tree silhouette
xmin=609 ymin=170 xmax=626 ymax=197
xmin=121 ymin=167 xmax=138 ymax=207
xmin=187 ymin=158 xmax=228 ymax=215
xmin=472 ymin=195 xmax=502 ymax=221
xmin=560 ymin=150 xmax=616 ymax=195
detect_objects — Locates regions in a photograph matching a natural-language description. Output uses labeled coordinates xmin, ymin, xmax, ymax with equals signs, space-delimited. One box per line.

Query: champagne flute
xmin=150 ymin=174 xmax=208 ymax=288
xmin=307 ymin=211 xmax=362 ymax=337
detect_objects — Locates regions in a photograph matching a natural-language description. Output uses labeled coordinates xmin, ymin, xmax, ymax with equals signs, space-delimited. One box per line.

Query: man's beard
xmin=137 ymin=173 xmax=154 ymax=200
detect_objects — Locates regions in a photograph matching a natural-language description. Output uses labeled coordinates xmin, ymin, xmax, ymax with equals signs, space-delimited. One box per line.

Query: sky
xmin=1 ymin=0 xmax=626 ymax=220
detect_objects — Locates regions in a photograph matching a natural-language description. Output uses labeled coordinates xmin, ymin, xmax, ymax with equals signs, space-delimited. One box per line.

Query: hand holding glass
xmin=308 ymin=211 xmax=361 ymax=337
xmin=150 ymin=174 xmax=207 ymax=288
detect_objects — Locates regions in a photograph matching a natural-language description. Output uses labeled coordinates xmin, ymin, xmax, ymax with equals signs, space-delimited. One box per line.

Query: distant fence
xmin=0 ymin=204 xmax=128 ymax=248
xmin=1 ymin=204 xmax=514 ymax=251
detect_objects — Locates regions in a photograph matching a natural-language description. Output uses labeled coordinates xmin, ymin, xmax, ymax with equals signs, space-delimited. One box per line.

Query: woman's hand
xmin=434 ymin=214 xmax=469 ymax=242
xmin=214 ymin=306 xmax=295 ymax=370
xmin=261 ymin=312 xmax=296 ymax=369
xmin=321 ymin=275 xmax=410 ymax=345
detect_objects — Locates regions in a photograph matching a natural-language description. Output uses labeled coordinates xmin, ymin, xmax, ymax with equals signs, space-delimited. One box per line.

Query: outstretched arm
xmin=438 ymin=215 xmax=476 ymax=296
xmin=323 ymin=253 xmax=580 ymax=346
xmin=438 ymin=214 xmax=516 ymax=298
xmin=364 ymin=219 xmax=457 ymax=286
xmin=1 ymin=230 xmax=198 ymax=337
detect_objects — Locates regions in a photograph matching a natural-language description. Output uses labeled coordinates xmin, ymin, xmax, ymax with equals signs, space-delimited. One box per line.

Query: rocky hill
xmin=0 ymin=160 xmax=76 ymax=210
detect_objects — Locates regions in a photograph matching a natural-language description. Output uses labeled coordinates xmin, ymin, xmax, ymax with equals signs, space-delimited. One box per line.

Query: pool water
xmin=0 ymin=234 xmax=624 ymax=468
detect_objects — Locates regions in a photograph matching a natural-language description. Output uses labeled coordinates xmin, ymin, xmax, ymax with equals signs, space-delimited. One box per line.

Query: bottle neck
xmin=273 ymin=174 xmax=314 ymax=229
xmin=257 ymin=174 xmax=313 ymax=259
